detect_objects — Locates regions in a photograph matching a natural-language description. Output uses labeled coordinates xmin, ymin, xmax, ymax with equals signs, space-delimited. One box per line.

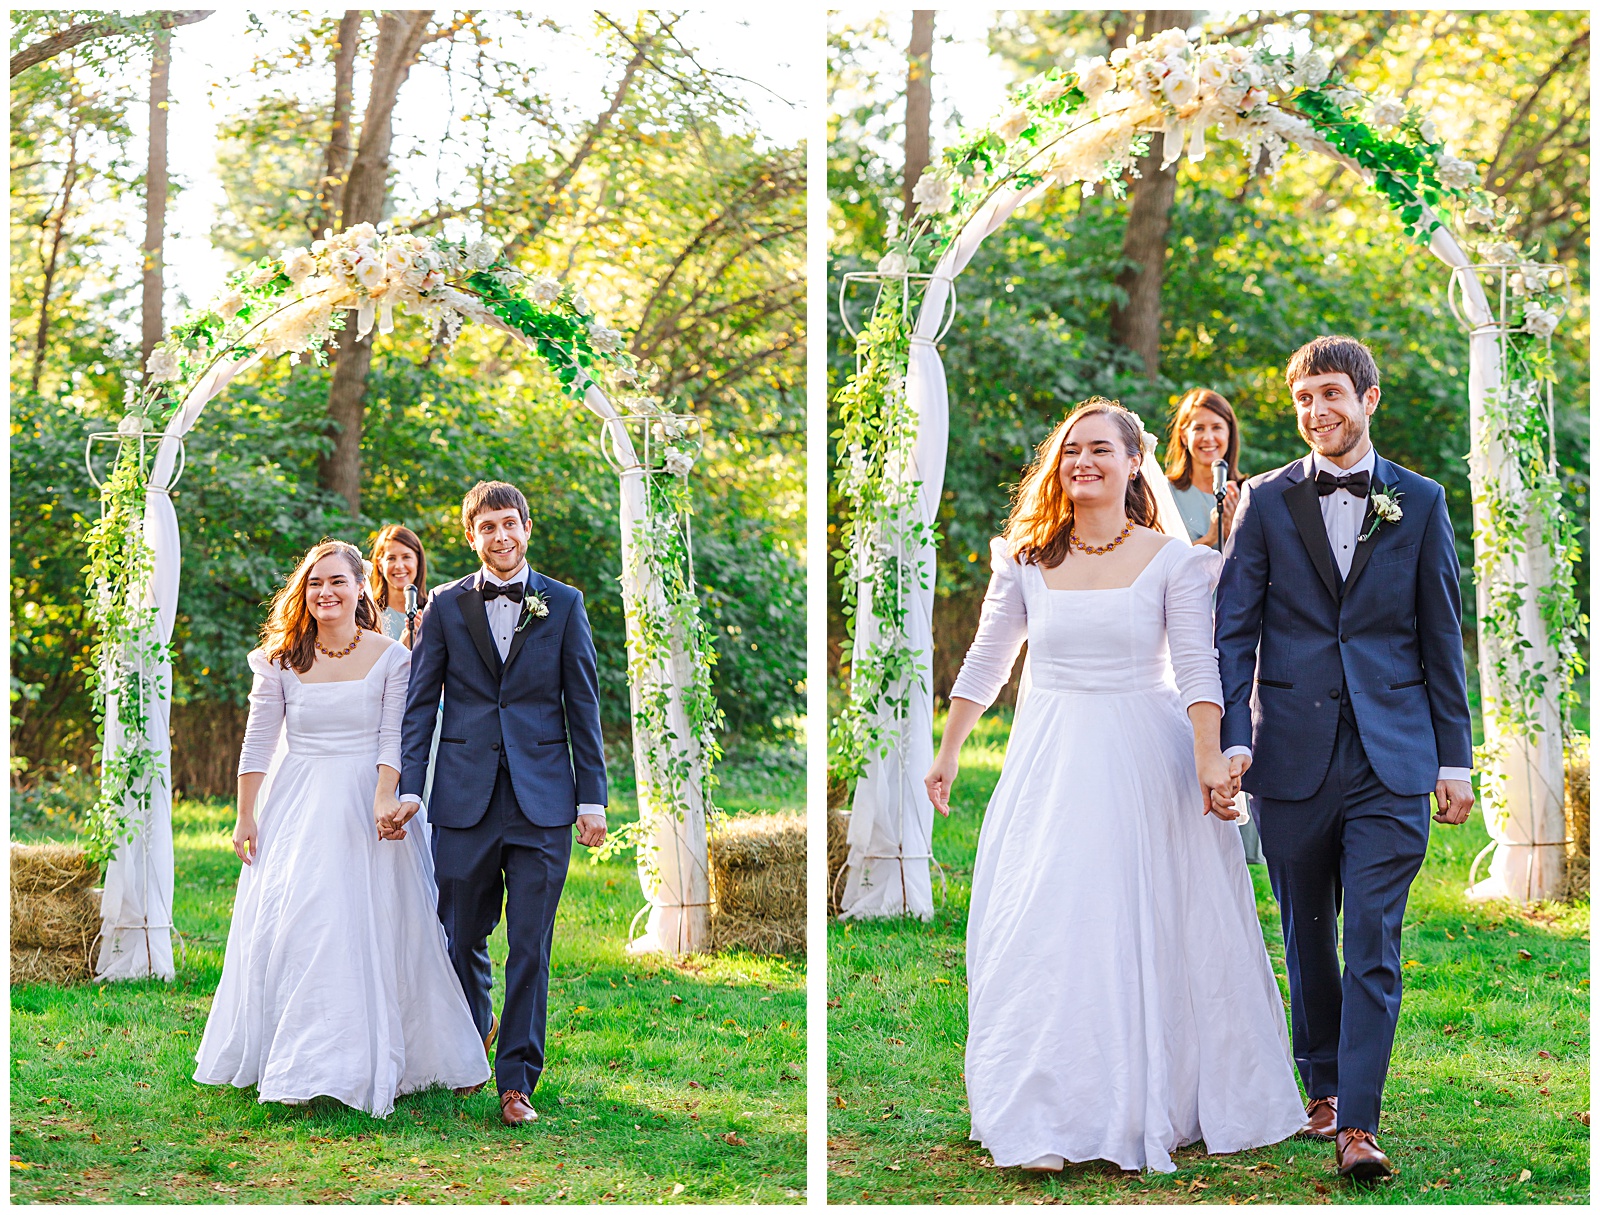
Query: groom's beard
xmin=1298 ymin=412 xmax=1368 ymax=460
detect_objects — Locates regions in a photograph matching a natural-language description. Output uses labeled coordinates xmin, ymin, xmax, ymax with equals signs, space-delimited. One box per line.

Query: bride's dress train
xmin=194 ymin=642 xmax=489 ymax=1117
xmin=954 ymin=537 xmax=1305 ymax=1173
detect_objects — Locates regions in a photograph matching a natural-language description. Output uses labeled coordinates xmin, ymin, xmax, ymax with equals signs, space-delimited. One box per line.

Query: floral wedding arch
xmin=833 ymin=24 xmax=1582 ymax=919
xmin=88 ymin=224 xmax=723 ymax=980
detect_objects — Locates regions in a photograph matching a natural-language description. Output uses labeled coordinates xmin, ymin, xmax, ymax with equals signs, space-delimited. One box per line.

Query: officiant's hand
xmin=576 ymin=814 xmax=607 ymax=848
xmin=1433 ymin=778 xmax=1474 ymax=825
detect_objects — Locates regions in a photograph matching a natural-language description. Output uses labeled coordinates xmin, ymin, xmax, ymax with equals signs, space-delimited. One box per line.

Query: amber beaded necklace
xmin=1069 ymin=520 xmax=1133 ymax=556
xmin=315 ymin=628 xmax=364 ymax=660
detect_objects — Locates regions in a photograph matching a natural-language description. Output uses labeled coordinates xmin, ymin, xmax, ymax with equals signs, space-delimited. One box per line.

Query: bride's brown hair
xmin=1002 ymin=397 xmax=1160 ymax=568
xmin=260 ymin=540 xmax=379 ymax=673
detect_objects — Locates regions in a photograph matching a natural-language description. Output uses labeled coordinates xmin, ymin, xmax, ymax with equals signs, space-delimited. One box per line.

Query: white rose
xmin=1369 ymin=95 xmax=1406 ymax=131
xmin=663 ymin=449 xmax=695 ymax=477
xmin=491 ymin=268 xmax=523 ymax=289
xmin=1034 ymin=78 xmax=1068 ymax=105
xmin=1293 ymin=49 xmax=1331 ymax=88
xmin=1435 ymin=154 xmax=1479 ymax=190
xmin=383 ymin=246 xmax=415 ymax=276
xmin=1464 ymin=203 xmax=1495 ymax=226
xmin=623 ymin=396 xmax=660 ymax=416
xmin=464 ymin=237 xmax=499 ymax=271
xmin=571 ymin=291 xmax=592 ymax=316
xmin=1509 ymin=272 xmax=1526 ymax=295
xmin=247 ymin=264 xmax=274 ymax=288
xmin=1326 ymin=85 xmax=1364 ymax=109
xmin=145 ymin=346 xmax=181 ymax=383
xmin=1109 ymin=46 xmax=1131 ymax=68
xmin=1522 ymin=305 xmax=1559 ymax=338
xmin=1483 ymin=241 xmax=1520 ymax=265
xmin=1419 ymin=117 xmax=1439 ymax=144
xmin=587 ymin=320 xmax=624 ymax=352
xmin=1152 ymin=26 xmax=1188 ymax=55
xmin=911 ymin=172 xmax=954 ymax=214
xmin=219 ymin=290 xmax=245 ymax=319
xmin=1132 ymin=59 xmax=1164 ymax=101
xmin=877 ymin=251 xmax=909 ymax=275
xmin=1162 ymin=70 xmax=1198 ymax=107
xmin=283 ymin=248 xmax=316 ymax=286
xmin=351 ymin=251 xmax=385 ymax=292
xmin=1075 ymin=58 xmax=1116 ymax=100
xmin=1196 ymin=57 xmax=1230 ymax=91
xmin=995 ymin=106 xmax=1033 ymax=143
xmin=346 ymin=222 xmax=378 ymax=243
xmin=661 ymin=415 xmax=688 ymax=440
xmin=530 ymin=276 xmax=562 ymax=303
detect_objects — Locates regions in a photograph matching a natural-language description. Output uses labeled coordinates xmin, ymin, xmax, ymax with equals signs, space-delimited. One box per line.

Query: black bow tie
xmin=481 ymin=581 xmax=525 ymax=603
xmin=1315 ymin=469 xmax=1371 ymax=498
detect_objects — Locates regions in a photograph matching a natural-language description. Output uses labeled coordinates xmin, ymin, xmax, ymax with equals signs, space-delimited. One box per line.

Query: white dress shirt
xmin=400 ymin=563 xmax=605 ymax=822
xmin=1225 ymin=447 xmax=1470 ymax=785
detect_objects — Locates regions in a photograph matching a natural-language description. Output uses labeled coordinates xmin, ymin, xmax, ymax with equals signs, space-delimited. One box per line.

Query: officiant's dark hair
xmin=261 ymin=540 xmax=381 ymax=673
xmin=1285 ymin=335 xmax=1380 ymax=400
xmin=368 ymin=525 xmax=429 ymax=610
xmin=461 ymin=480 xmax=530 ymax=534
xmin=1163 ymin=389 xmax=1241 ymax=492
xmin=1005 ymin=398 xmax=1160 ymax=569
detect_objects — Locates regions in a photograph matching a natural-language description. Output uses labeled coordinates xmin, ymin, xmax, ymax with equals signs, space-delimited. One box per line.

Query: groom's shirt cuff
xmin=1223 ymin=745 xmax=1252 ymax=763
xmin=399 ymin=795 xmax=421 ymax=810
xmin=1438 ymin=767 xmax=1473 ymax=783
xmin=578 ymin=804 xmax=606 ymax=823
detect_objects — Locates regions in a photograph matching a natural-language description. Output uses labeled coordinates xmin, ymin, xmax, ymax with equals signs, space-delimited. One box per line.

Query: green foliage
xmin=827 ymin=710 xmax=1591 ymax=1203
xmin=11 ymin=790 xmax=805 ymax=1204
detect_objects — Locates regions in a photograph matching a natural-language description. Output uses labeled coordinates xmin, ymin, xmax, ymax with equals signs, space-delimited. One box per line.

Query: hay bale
xmin=1563 ymin=735 xmax=1590 ymax=901
xmin=707 ymin=813 xmax=804 ymax=955
xmin=11 ymin=886 xmax=102 ymax=952
xmin=10 ymin=844 xmax=101 ymax=985
xmin=11 ymin=843 xmax=98 ymax=896
xmin=10 ymin=946 xmax=95 ymax=986
xmin=827 ymin=809 xmax=850 ymax=917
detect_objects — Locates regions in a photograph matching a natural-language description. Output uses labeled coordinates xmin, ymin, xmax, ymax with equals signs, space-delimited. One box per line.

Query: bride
xmin=194 ymin=540 xmax=490 ymax=1116
xmin=924 ymin=399 xmax=1305 ymax=1173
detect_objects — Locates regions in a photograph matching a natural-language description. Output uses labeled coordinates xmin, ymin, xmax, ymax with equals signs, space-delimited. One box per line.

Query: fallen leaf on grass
xmin=1518 ymin=1169 xmax=1532 ymax=1183
xmin=835 ymin=1096 xmax=846 ymax=1108
xmin=1538 ymin=1050 xmax=1552 ymax=1059
xmin=671 ymin=1183 xmax=685 ymax=1196
xmin=1518 ymin=949 xmax=1533 ymax=961
xmin=1188 ymin=1179 xmax=1208 ymax=1192
xmin=885 ymin=1163 xmax=902 ymax=1172
xmin=722 ymin=1132 xmax=746 ymax=1147
xmin=687 ymin=1080 xmax=704 ymax=1090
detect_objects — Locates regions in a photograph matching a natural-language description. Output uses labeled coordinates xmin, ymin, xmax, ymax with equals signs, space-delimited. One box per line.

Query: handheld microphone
xmin=1212 ymin=458 xmax=1229 ymax=497
xmin=404 ymin=583 xmax=418 ymax=614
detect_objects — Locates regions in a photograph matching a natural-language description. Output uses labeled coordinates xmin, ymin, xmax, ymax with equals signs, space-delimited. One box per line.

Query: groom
xmin=1215 ymin=336 xmax=1474 ymax=1181
xmin=394 ymin=480 xmax=608 ymax=1126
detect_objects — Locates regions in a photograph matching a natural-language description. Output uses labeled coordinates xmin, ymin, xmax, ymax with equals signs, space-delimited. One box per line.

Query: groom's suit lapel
xmin=1284 ymin=455 xmax=1343 ymax=605
xmin=501 ymin=570 xmax=550 ymax=674
xmin=1340 ymin=455 xmax=1394 ymax=600
xmin=458 ymin=574 xmax=504 ymax=679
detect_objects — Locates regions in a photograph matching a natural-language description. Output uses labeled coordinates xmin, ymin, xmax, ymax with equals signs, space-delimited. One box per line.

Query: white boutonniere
xmin=514 ymin=590 xmax=550 ymax=633
xmin=1360 ymin=488 xmax=1403 ymax=542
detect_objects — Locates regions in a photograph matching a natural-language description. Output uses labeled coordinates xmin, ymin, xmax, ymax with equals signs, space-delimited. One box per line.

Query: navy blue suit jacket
xmin=400 ymin=569 xmax=607 ymax=828
xmin=1215 ymin=453 xmax=1473 ymax=800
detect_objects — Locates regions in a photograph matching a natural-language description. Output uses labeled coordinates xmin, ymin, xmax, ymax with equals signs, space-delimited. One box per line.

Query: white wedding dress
xmin=953 ymin=536 xmax=1304 ymax=1173
xmin=194 ymin=641 xmax=490 ymax=1117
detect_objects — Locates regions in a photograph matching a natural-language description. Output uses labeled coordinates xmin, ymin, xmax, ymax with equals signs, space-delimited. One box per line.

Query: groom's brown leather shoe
xmin=499 ymin=1089 xmax=538 ymax=1126
xmin=484 ymin=1013 xmax=499 ymax=1058
xmin=1335 ymin=1127 xmax=1393 ymax=1181
xmin=1298 ymin=1095 xmax=1338 ymax=1140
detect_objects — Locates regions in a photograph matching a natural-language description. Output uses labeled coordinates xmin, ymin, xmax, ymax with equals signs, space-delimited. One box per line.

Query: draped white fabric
xmin=840 ymin=120 xmax=1565 ymax=916
xmin=99 ymin=333 xmax=714 ymax=979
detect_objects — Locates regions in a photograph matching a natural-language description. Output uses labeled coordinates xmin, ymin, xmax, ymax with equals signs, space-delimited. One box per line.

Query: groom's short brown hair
xmin=461 ymin=480 xmax=530 ymax=533
xmin=1285 ymin=335 xmax=1380 ymax=400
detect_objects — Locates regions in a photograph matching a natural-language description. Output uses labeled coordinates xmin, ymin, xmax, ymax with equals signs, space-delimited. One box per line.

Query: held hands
xmin=232 ymin=814 xmax=258 ymax=865
xmin=924 ymin=753 xmax=959 ymax=817
xmin=1433 ymin=778 xmax=1475 ymax=826
xmin=374 ymin=789 xmax=407 ymax=841
xmin=1198 ymin=750 xmax=1241 ymax=820
xmin=576 ymin=814 xmax=607 ymax=848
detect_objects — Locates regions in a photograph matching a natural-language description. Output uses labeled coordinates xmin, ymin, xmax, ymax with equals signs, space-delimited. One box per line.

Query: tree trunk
xmin=140 ymin=27 xmax=171 ymax=377
xmin=1109 ymin=10 xmax=1192 ymax=381
xmin=310 ymin=10 xmax=363 ymax=243
xmin=319 ymin=9 xmax=433 ymax=517
xmin=31 ymin=106 xmax=83 ymax=395
xmin=902 ymin=11 xmax=935 ymax=223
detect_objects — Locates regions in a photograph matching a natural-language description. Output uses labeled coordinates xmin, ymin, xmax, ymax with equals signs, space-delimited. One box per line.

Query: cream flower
xmin=219 ymin=290 xmax=245 ymax=319
xmin=346 ymin=222 xmax=378 ymax=244
xmin=1419 ymin=117 xmax=1439 ymax=144
xmin=1033 ymin=78 xmax=1068 ymax=106
xmin=283 ymin=247 xmax=316 ymax=286
xmin=1522 ymin=304 xmax=1559 ymax=338
xmin=1463 ymin=203 xmax=1496 ymax=226
xmin=588 ymin=320 xmax=624 ymax=352
xmin=1196 ymin=57 xmax=1230 ymax=91
xmin=530 ymin=276 xmax=562 ymax=303
xmin=1292 ymin=49 xmax=1331 ymax=88
xmin=1483 ymin=241 xmax=1520 ymax=265
xmin=912 ymin=172 xmax=954 ymax=214
xmin=995 ymin=106 xmax=1033 ymax=143
xmin=1434 ymin=154 xmax=1479 ymax=190
xmin=1162 ymin=70 xmax=1198 ymax=107
xmin=571 ymin=291 xmax=592 ymax=316
xmin=663 ymin=448 xmax=695 ymax=476
xmin=877 ymin=251 xmax=910 ymax=275
xmin=464 ymin=237 xmax=499 ymax=271
xmin=146 ymin=346 xmax=181 ymax=383
xmin=1368 ymin=95 xmax=1406 ymax=131
xmin=1075 ymin=57 xmax=1116 ymax=100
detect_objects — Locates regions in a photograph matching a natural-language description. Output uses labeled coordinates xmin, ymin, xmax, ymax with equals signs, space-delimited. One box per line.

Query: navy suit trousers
xmin=432 ymin=760 xmax=571 ymax=1097
xmin=1254 ymin=717 xmax=1430 ymax=1133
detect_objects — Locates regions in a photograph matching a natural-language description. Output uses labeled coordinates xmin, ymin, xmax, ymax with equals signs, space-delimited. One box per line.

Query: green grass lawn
xmin=827 ymin=711 xmax=1590 ymax=1204
xmin=11 ymin=751 xmax=806 ymax=1204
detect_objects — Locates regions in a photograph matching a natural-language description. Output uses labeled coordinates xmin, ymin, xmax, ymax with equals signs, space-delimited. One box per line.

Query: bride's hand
xmin=1197 ymin=750 xmax=1240 ymax=820
xmin=233 ymin=814 xmax=258 ymax=865
xmin=924 ymin=753 xmax=958 ymax=818
xmin=373 ymin=790 xmax=405 ymax=841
